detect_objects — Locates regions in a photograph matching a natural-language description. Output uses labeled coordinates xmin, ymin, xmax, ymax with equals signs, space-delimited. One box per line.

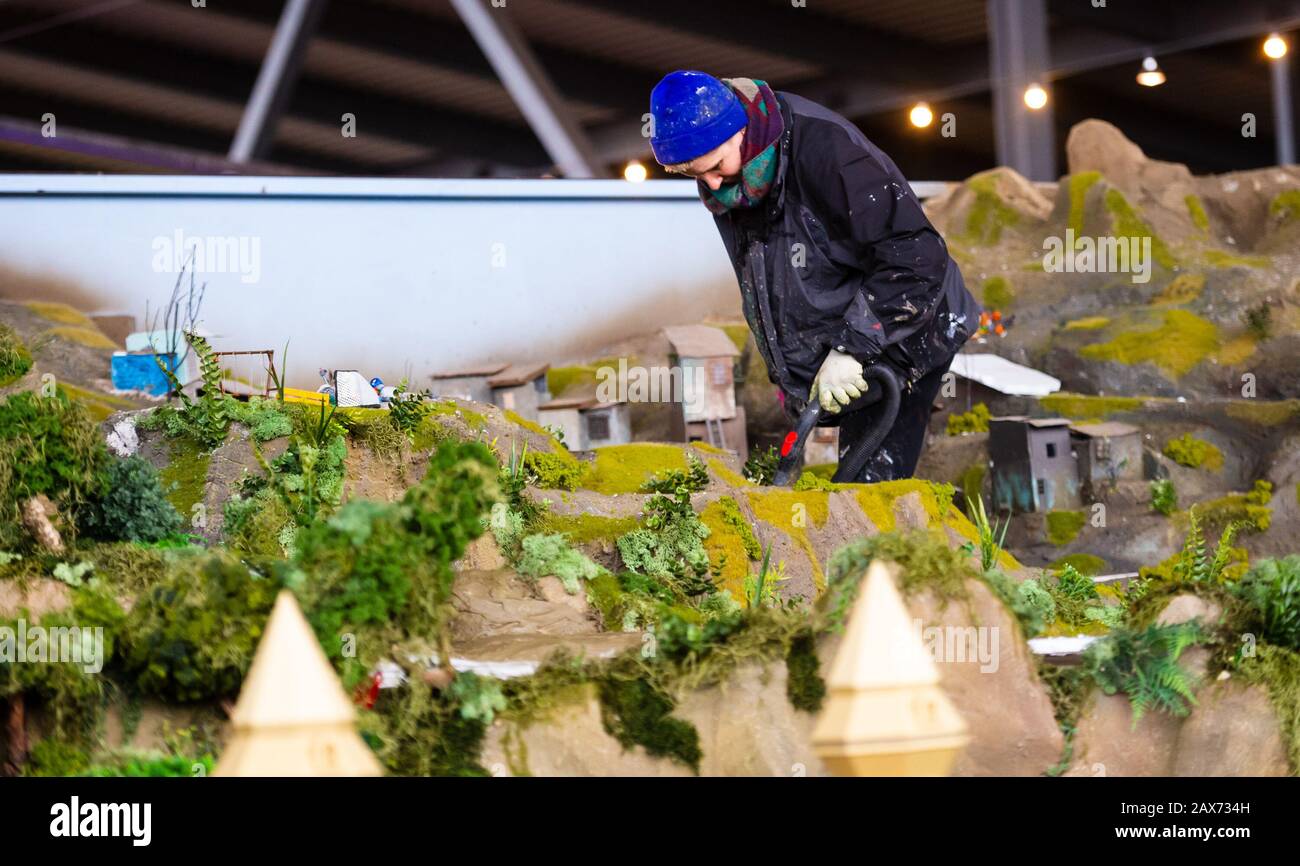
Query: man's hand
xmin=812 ymin=349 xmax=869 ymax=413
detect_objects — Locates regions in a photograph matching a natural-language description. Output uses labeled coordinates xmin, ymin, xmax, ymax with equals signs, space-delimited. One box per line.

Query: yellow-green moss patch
xmin=1162 ymin=433 xmax=1223 ymax=471
xmin=1050 ymin=553 xmax=1107 ymax=575
xmin=56 ymin=382 xmax=134 ymax=422
xmin=707 ymin=458 xmax=752 ymax=488
xmin=1067 ymin=171 xmax=1101 ymax=239
xmin=1203 ymin=250 xmax=1270 ymax=269
xmin=1213 ymin=334 xmax=1257 ymax=366
xmin=45 ymin=326 xmax=117 ymax=350
xmin=537 ymin=512 xmax=640 ymax=545
xmin=583 ymin=443 xmax=687 ymax=495
xmin=24 ymin=301 xmax=93 ymax=326
xmin=1185 ymin=194 xmax=1210 ymax=233
xmin=159 ymin=437 xmax=211 ymax=518
xmin=746 ymin=488 xmax=830 ymax=590
xmin=1103 ymin=188 xmax=1176 ymax=269
xmin=1079 ymin=309 xmax=1218 ymax=378
xmin=1270 ymin=189 xmax=1300 ymax=223
xmin=1045 ymin=509 xmax=1085 ymax=546
xmin=1225 ymin=400 xmax=1300 ymax=426
xmin=961 ymin=173 xmax=1021 ymax=246
xmin=1152 ymin=273 xmax=1204 ymax=305
xmin=981 ymin=276 xmax=1013 ymax=309
xmin=1063 ymin=316 xmax=1110 ymax=331
xmin=718 ymin=323 xmax=750 ymax=354
xmin=689 ymin=440 xmax=729 ymax=456
xmin=1039 ymin=393 xmax=1143 ymax=419
xmin=699 ymin=497 xmax=760 ymax=600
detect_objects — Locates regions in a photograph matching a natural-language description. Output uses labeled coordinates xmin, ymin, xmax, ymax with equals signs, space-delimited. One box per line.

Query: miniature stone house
xmin=429 ymin=363 xmax=506 ymax=404
xmin=663 ymin=324 xmax=747 ymax=461
xmin=1070 ymin=421 xmax=1142 ymax=495
xmin=487 ymin=362 xmax=550 ymax=422
xmin=537 ymin=396 xmax=631 ymax=450
xmin=988 ymin=416 xmax=1081 ymax=512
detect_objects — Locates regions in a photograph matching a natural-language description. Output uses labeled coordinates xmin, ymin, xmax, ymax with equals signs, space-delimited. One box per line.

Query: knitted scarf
xmin=699 ymin=78 xmax=785 ymax=215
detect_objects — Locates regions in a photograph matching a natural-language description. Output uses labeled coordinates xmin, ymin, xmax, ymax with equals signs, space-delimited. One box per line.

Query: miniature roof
xmin=991 ymin=415 xmax=1071 ymax=428
xmin=487 ymin=362 xmax=550 ymax=388
xmin=1070 ymin=421 xmax=1140 ymax=438
xmin=663 ymin=324 xmax=741 ymax=359
xmin=538 ymin=395 xmax=624 ymax=410
xmin=430 ymin=361 xmax=509 ymax=379
xmin=949 ymin=353 xmax=1061 ymax=397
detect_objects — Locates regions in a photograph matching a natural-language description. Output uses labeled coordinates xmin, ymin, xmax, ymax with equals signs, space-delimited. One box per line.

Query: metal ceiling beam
xmin=229 ymin=0 xmax=328 ymax=163
xmin=449 ymin=0 xmax=603 ymax=178
xmin=1272 ymin=49 xmax=1296 ymax=164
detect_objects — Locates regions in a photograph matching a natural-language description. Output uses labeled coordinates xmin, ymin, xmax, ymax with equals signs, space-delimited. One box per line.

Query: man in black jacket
xmin=649 ymin=71 xmax=979 ymax=482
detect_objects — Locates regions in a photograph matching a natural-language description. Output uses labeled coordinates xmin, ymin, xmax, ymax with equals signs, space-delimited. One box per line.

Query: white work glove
xmin=812 ymin=349 xmax=869 ymax=414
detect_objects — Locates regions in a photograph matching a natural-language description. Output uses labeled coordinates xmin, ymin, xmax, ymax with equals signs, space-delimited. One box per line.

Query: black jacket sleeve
xmin=802 ymin=128 xmax=952 ymax=365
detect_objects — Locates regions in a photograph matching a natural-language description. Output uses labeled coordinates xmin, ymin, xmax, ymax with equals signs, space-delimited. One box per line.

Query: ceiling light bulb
xmin=1023 ymin=84 xmax=1048 ymax=110
xmin=909 ymin=102 xmax=934 ymax=128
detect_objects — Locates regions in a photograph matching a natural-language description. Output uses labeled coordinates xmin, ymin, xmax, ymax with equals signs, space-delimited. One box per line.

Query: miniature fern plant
xmin=1083 ymin=621 xmax=1203 ymax=725
xmin=1175 ymin=508 xmax=1241 ymax=584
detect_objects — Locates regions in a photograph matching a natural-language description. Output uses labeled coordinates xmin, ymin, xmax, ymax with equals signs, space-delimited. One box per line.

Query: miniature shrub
xmin=1233 ymin=556 xmax=1300 ymax=651
xmin=25 ymin=740 xmax=91 ymax=777
xmin=713 ymin=496 xmax=760 ymax=560
xmin=617 ymin=487 xmax=713 ymax=597
xmin=516 ymin=532 xmax=605 ymax=593
xmin=1242 ymin=301 xmax=1274 ymax=341
xmin=743 ymin=445 xmax=779 ymax=485
xmin=1150 ymin=478 xmax=1177 ymax=515
xmin=524 ymin=450 xmax=584 ymax=490
xmin=1163 ymin=433 xmax=1223 ymax=471
xmin=0 ymin=390 xmax=107 ymax=541
xmin=1051 ymin=553 xmax=1107 ymax=576
xmin=223 ymin=491 xmax=296 ymax=558
xmin=1082 ymin=622 xmax=1202 ymax=724
xmin=946 ymin=402 xmax=991 ymax=435
xmin=641 ymin=454 xmax=709 ymax=494
xmin=365 ymin=675 xmax=490 ymax=777
xmin=122 ymin=552 xmax=277 ymax=701
xmin=0 ymin=323 xmax=32 ymax=386
xmin=1192 ymin=480 xmax=1272 ymax=536
xmin=81 ymin=455 xmax=183 ymax=543
xmin=83 ymin=753 xmax=214 ymax=777
xmin=1045 ymin=510 xmax=1086 ymax=546
xmin=227 ymin=397 xmax=294 ymax=442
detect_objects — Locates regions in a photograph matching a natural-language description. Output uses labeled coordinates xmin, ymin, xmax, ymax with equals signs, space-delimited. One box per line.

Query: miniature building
xmin=1070 ymin=421 xmax=1142 ymax=493
xmin=663 ymin=324 xmax=747 ymax=460
xmin=429 ymin=362 xmax=508 ymax=404
xmin=487 ymin=362 xmax=550 ymax=422
xmin=215 ymin=591 xmax=382 ymax=777
xmin=537 ymin=396 xmax=631 ymax=450
xmin=939 ymin=353 xmax=1062 ymax=431
xmin=988 ymin=416 xmax=1081 ymax=512
xmin=803 ymin=426 xmax=839 ymax=468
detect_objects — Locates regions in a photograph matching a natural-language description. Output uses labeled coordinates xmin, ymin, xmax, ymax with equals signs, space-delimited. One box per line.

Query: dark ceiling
xmin=0 ymin=0 xmax=1295 ymax=180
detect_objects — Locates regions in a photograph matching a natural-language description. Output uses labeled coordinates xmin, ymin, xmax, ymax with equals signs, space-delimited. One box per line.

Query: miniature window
xmin=587 ymin=411 xmax=610 ymax=441
xmin=1036 ymin=478 xmax=1046 ymax=496
xmin=535 ymin=377 xmax=547 ymax=394
xmin=1045 ymin=442 xmax=1057 ymax=458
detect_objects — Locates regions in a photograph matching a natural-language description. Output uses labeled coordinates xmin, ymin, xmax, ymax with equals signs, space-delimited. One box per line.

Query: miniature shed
xmin=988 ymin=416 xmax=1080 ymax=512
xmin=1070 ymin=421 xmax=1142 ymax=493
xmin=537 ymin=395 xmax=630 ymax=450
xmin=487 ymin=362 xmax=550 ymax=422
xmin=429 ymin=362 xmax=508 ymax=404
xmin=942 ymin=353 xmax=1061 ymax=426
xmin=663 ymin=324 xmax=746 ymax=458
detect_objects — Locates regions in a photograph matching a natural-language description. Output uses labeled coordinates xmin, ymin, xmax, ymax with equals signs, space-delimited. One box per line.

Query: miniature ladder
xmin=705 ymin=416 xmax=728 ymax=450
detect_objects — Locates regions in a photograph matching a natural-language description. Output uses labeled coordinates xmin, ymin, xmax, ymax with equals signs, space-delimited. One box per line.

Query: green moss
xmin=699 ymin=497 xmax=760 ymax=600
xmin=947 ymin=402 xmax=990 ymax=435
xmin=1203 ymin=250 xmax=1270 ymax=269
xmin=1163 ymin=433 xmax=1223 ymax=471
xmin=1185 ymin=194 xmax=1210 ymax=233
xmin=823 ymin=530 xmax=977 ymax=630
xmin=1268 ymin=189 xmax=1300 ymax=223
xmin=689 ymin=440 xmax=729 ymax=456
xmin=1079 ymin=310 xmax=1219 ymax=378
xmin=426 ymin=399 xmax=487 ymax=432
xmin=516 ymin=532 xmax=605 ymax=593
xmin=1103 ymin=188 xmax=1176 ymax=269
xmin=537 ymin=512 xmax=640 ymax=545
xmin=958 ymin=462 xmax=987 ymax=506
xmin=598 ymin=676 xmax=701 ymax=772
xmin=0 ymin=323 xmax=32 ymax=386
xmin=545 ymin=358 xmax=622 ymax=399
xmin=1152 ymin=273 xmax=1204 ymax=305
xmin=1067 ymin=171 xmax=1102 ymax=239
xmin=785 ymin=631 xmax=825 ymax=712
xmin=525 ymin=450 xmax=585 ymax=490
xmin=961 ymin=173 xmax=1021 ymax=245
xmin=1235 ymin=643 xmax=1300 ymax=773
xmin=1038 ymin=392 xmax=1143 ymax=419
xmin=747 ymin=488 xmax=830 ymax=590
xmin=1182 ymin=482 xmax=1273 ymax=536
xmin=1046 ymin=510 xmax=1086 ymax=546
xmin=1051 ymin=553 xmax=1107 ymax=576
xmin=981 ymin=276 xmax=1013 ymax=310
xmin=56 ymin=381 xmax=135 ymax=423
xmin=718 ymin=323 xmax=751 ymax=354
xmin=158 ymin=437 xmax=211 ymax=519
xmin=1063 ymin=316 xmax=1110 ymax=331
xmin=583 ymin=443 xmax=687 ymax=495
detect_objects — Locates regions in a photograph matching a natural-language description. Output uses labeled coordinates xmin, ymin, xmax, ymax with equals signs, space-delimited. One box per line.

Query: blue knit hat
xmin=649 ymin=71 xmax=748 ymax=166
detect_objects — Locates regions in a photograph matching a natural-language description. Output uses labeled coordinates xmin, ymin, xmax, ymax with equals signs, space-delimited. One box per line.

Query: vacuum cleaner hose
xmin=830 ymin=364 xmax=902 ymax=483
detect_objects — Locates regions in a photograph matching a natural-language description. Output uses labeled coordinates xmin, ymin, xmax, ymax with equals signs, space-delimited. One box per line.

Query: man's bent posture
xmin=650 ymin=71 xmax=978 ymax=481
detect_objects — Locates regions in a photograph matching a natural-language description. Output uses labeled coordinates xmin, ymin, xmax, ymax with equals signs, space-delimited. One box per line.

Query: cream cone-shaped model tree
xmin=812 ymin=561 xmax=969 ymax=776
xmin=215 ymin=591 xmax=383 ymax=777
